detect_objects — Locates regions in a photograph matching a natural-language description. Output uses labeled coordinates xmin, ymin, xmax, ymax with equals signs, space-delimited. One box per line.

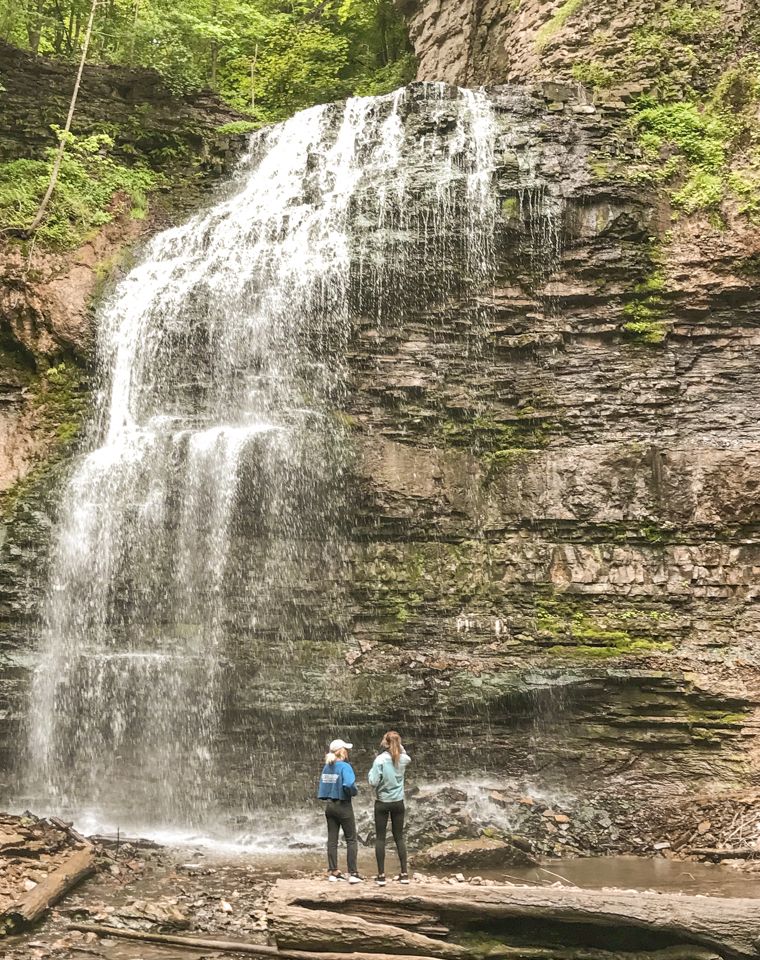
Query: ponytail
xmin=381 ymin=730 xmax=402 ymax=767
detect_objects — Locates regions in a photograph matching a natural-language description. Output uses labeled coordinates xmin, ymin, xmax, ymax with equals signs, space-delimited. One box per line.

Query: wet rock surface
xmin=399 ymin=784 xmax=760 ymax=867
xmin=4 ymin=800 xmax=760 ymax=960
xmin=0 ymin=68 xmax=758 ymax=821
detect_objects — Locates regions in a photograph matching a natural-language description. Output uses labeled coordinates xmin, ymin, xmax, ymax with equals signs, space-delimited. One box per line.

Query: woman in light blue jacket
xmin=368 ymin=731 xmax=411 ymax=885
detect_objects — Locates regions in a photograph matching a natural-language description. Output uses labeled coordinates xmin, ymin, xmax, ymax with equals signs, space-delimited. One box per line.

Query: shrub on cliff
xmin=0 ymin=132 xmax=159 ymax=248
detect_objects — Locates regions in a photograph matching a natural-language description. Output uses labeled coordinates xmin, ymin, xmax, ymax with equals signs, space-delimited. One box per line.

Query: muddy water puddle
xmin=186 ymin=845 xmax=760 ymax=897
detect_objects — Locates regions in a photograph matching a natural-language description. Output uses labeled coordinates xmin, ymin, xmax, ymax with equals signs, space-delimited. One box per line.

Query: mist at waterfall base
xmin=20 ymin=83 xmax=563 ymax=848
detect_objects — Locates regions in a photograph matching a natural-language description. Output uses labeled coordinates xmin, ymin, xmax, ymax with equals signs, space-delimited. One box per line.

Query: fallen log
xmin=688 ymin=849 xmax=758 ymax=859
xmin=67 ymin=925 xmax=722 ymax=960
xmin=47 ymin=816 xmax=93 ymax=847
xmin=273 ymin=904 xmax=466 ymax=958
xmin=68 ymin=923 xmax=448 ymax=959
xmin=270 ymin=879 xmax=760 ymax=959
xmin=0 ymin=846 xmax=96 ymax=935
xmin=88 ymin=834 xmax=162 ymax=849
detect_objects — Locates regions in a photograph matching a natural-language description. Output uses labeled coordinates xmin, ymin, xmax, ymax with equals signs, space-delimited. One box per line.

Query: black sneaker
xmin=374 ymin=875 xmax=387 ymax=886
xmin=329 ymin=872 xmax=347 ymax=882
xmin=348 ymin=874 xmax=365 ymax=884
xmin=398 ymin=873 xmax=409 ymax=884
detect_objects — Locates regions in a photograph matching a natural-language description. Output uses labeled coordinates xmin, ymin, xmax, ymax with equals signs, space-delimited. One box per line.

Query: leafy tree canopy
xmin=0 ymin=0 xmax=415 ymax=121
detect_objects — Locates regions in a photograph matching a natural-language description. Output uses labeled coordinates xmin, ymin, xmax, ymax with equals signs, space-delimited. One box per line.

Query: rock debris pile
xmin=0 ymin=813 xmax=86 ymax=915
xmin=374 ymin=785 xmax=760 ymax=869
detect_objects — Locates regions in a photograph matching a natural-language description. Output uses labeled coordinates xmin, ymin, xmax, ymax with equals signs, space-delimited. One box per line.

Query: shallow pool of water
xmin=152 ymin=839 xmax=760 ymax=899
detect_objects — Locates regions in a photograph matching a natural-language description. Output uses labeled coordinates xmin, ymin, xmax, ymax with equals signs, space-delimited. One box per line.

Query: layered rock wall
xmin=3 ymin=11 xmax=760 ymax=813
xmin=395 ymin=0 xmax=758 ymax=91
xmin=337 ymin=0 xmax=760 ymax=794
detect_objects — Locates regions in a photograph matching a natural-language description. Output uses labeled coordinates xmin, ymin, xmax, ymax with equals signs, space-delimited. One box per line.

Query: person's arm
xmin=368 ymin=758 xmax=382 ymax=787
xmin=342 ymin=762 xmax=358 ymax=798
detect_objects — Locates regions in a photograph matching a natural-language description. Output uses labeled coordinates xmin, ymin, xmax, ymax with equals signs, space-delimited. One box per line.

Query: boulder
xmin=414 ymin=837 xmax=537 ymax=869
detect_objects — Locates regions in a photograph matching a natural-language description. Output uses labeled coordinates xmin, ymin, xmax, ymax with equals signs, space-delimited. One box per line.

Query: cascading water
xmin=27 ymin=84 xmax=509 ymax=833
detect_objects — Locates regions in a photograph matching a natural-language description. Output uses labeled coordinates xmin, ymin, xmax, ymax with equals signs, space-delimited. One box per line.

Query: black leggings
xmin=374 ymin=799 xmax=407 ymax=875
xmin=324 ymin=799 xmax=358 ymax=875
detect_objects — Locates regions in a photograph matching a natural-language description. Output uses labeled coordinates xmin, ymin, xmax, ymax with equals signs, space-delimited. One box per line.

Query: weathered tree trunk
xmin=68 ymin=924 xmax=724 ymax=960
xmin=270 ymin=880 xmax=760 ymax=959
xmin=0 ymin=847 xmax=96 ymax=934
xmin=273 ymin=904 xmax=466 ymax=958
xmin=70 ymin=923 xmax=463 ymax=959
xmin=27 ymin=0 xmax=98 ymax=234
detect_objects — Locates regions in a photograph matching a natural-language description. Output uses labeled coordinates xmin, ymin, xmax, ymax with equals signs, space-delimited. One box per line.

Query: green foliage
xmin=571 ymin=60 xmax=618 ymax=89
xmin=625 ymin=55 xmax=760 ymax=219
xmin=629 ymin=2 xmax=726 ymax=82
xmin=623 ymin=318 xmax=668 ymax=343
xmin=622 ymin=267 xmax=669 ymax=344
xmin=535 ymin=0 xmax=585 ymax=51
xmin=214 ymin=120 xmax=260 ymax=134
xmin=0 ymin=0 xmax=414 ymax=122
xmin=0 ymin=132 xmax=160 ymax=247
xmin=672 ymin=169 xmax=724 ymax=213
xmin=632 ymin=101 xmax=727 ymax=171
xmin=247 ymin=19 xmax=350 ymax=118
xmin=727 ymin=169 xmax=760 ymax=219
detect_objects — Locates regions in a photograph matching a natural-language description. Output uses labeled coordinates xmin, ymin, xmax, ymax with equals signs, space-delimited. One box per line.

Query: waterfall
xmin=27 ymin=83 xmax=502 ymax=831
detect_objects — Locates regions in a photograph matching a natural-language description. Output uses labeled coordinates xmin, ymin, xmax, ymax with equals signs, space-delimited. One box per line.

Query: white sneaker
xmin=349 ymin=874 xmax=365 ymax=884
xmin=329 ymin=872 xmax=347 ymax=882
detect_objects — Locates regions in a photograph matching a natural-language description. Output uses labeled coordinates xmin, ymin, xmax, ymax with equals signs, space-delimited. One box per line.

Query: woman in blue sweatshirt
xmin=318 ymin=738 xmax=363 ymax=883
xmin=368 ymin=731 xmax=411 ymax=885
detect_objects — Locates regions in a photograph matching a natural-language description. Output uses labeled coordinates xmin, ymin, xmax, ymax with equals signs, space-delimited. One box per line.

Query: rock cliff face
xmin=328 ymin=0 xmax=760 ymax=796
xmin=394 ymin=0 xmax=757 ymax=91
xmin=341 ymin=92 xmax=760 ymax=796
xmin=0 ymin=42 xmax=246 ymax=494
xmin=2 ymin=6 xmax=760 ymax=821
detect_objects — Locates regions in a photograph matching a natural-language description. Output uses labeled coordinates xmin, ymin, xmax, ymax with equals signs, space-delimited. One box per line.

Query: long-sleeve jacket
xmin=368 ymin=749 xmax=411 ymax=802
xmin=318 ymin=759 xmax=358 ymax=800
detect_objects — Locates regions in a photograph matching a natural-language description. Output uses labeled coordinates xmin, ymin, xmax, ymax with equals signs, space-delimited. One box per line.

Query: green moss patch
xmin=625 ymin=56 xmax=760 ymax=220
xmin=548 ymin=637 xmax=675 ymax=658
xmin=621 ymin=266 xmax=669 ymax=345
xmin=439 ymin=410 xmax=562 ymax=456
xmin=572 ymin=60 xmax=619 ymax=90
xmin=535 ymin=0 xmax=585 ymax=51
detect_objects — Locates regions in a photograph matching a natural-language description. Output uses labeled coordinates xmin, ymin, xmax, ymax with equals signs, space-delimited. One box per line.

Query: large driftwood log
xmin=68 ymin=924 xmax=723 ymax=960
xmin=0 ymin=846 xmax=96 ymax=934
xmin=269 ymin=879 xmax=760 ymax=959
xmin=47 ymin=816 xmax=93 ymax=848
xmin=273 ymin=904 xmax=467 ymax=958
xmin=69 ymin=923 xmax=456 ymax=959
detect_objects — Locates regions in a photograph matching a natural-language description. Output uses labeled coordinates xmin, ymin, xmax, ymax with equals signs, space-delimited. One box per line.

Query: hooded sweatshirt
xmin=368 ymin=748 xmax=411 ymax=803
xmin=318 ymin=758 xmax=358 ymax=801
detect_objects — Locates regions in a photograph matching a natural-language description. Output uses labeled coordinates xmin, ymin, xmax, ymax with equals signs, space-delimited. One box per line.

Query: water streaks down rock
xmin=24 ymin=83 xmax=508 ymax=827
xmin=2 ymin=74 xmax=759 ymax=828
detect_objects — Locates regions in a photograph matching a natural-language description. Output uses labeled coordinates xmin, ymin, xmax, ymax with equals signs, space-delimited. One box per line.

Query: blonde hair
xmin=381 ymin=731 xmax=402 ymax=767
xmin=325 ymin=746 xmax=348 ymax=765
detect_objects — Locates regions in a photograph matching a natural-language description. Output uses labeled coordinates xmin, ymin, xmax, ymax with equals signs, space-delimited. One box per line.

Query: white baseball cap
xmin=329 ymin=738 xmax=353 ymax=752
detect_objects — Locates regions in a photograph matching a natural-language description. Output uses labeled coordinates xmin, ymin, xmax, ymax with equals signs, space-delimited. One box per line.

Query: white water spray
xmin=28 ymin=85 xmax=501 ymax=829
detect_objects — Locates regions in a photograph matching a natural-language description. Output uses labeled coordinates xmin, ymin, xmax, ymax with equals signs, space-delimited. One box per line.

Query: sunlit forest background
xmin=0 ymin=0 xmax=415 ymax=120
